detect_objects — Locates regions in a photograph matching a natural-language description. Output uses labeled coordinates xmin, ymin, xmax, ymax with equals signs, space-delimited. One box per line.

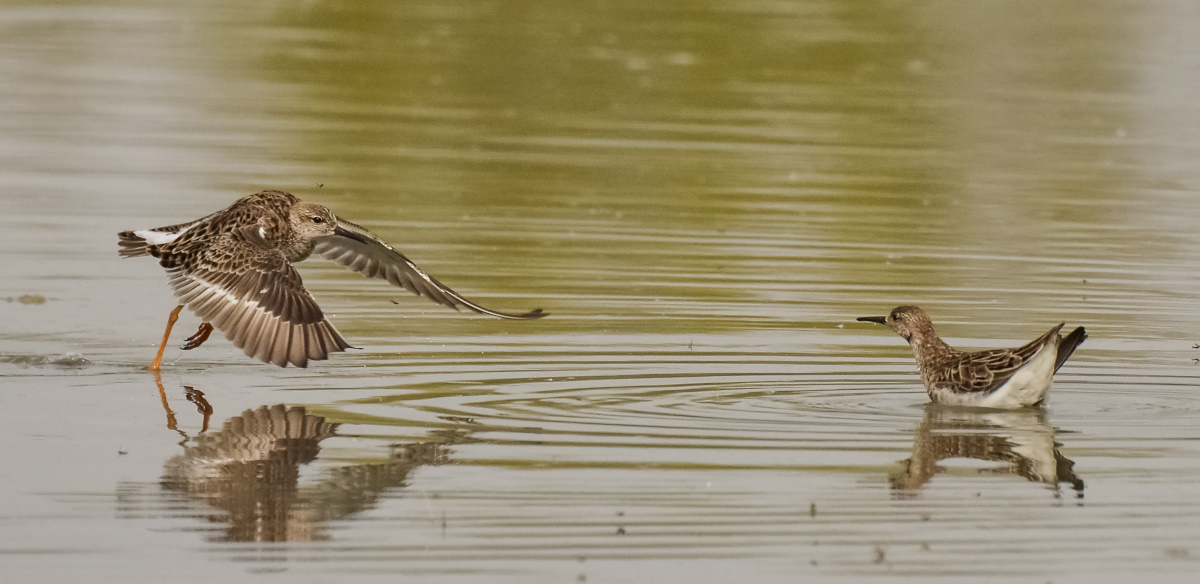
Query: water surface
xmin=2 ymin=1 xmax=1200 ymax=582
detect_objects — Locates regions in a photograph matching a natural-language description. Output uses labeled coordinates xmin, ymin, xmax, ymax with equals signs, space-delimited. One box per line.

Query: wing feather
xmin=311 ymin=218 xmax=546 ymax=320
xmin=160 ymin=231 xmax=351 ymax=367
xmin=928 ymin=324 xmax=1066 ymax=395
xmin=1055 ymin=326 xmax=1087 ymax=372
xmin=290 ymin=325 xmax=310 ymax=369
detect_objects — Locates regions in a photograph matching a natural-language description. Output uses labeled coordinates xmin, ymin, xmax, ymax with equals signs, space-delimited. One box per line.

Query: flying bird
xmin=119 ymin=190 xmax=545 ymax=369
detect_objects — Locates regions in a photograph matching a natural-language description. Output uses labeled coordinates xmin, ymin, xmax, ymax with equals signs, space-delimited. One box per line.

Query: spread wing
xmin=311 ymin=217 xmax=546 ymax=319
xmin=927 ymin=324 xmax=1065 ymax=394
xmin=161 ymin=227 xmax=352 ymax=367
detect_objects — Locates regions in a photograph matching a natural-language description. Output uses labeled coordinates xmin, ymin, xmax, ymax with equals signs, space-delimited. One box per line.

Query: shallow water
xmin=2 ymin=1 xmax=1200 ymax=582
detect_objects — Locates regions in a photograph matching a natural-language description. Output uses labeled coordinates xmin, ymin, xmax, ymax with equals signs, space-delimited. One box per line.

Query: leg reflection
xmin=183 ymin=386 xmax=212 ymax=433
xmin=150 ymin=369 xmax=186 ymax=441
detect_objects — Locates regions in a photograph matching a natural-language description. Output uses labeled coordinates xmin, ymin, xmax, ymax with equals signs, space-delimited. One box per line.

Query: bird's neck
xmin=908 ymin=328 xmax=956 ymax=372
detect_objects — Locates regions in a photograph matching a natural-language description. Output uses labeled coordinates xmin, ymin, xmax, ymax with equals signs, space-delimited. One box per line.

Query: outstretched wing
xmin=928 ymin=324 xmax=1065 ymax=394
xmin=161 ymin=226 xmax=352 ymax=367
xmin=311 ymin=217 xmax=546 ymax=320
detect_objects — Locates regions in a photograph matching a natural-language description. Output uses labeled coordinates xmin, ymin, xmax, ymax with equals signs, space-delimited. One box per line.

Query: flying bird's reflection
xmin=160 ymin=403 xmax=338 ymax=541
xmin=890 ymin=404 xmax=1084 ymax=498
xmin=134 ymin=377 xmax=469 ymax=542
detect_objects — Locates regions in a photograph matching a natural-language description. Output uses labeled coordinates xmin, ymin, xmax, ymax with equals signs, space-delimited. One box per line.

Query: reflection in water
xmin=890 ymin=405 xmax=1084 ymax=498
xmin=152 ymin=370 xmax=213 ymax=438
xmin=143 ymin=380 xmax=466 ymax=542
xmin=161 ymin=403 xmax=338 ymax=542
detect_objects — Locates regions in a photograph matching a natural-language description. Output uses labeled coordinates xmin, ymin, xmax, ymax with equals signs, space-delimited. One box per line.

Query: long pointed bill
xmin=857 ymin=316 xmax=887 ymax=325
xmin=334 ymin=224 xmax=371 ymax=244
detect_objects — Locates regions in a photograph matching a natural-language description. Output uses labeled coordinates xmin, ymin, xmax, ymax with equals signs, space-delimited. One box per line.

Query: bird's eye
xmin=311 ymin=216 xmax=324 ymax=224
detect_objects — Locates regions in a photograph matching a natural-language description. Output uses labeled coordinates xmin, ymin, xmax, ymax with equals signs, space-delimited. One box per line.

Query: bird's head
xmin=857 ymin=305 xmax=934 ymax=344
xmin=289 ymin=202 xmax=340 ymax=239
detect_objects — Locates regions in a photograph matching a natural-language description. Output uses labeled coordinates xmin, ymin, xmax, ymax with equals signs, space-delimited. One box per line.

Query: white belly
xmin=974 ymin=340 xmax=1059 ymax=408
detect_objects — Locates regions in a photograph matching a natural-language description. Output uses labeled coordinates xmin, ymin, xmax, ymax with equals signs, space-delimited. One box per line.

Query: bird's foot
xmin=182 ymin=323 xmax=214 ymax=350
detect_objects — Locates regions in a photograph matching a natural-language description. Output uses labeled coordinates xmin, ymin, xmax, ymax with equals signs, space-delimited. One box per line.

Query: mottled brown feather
xmin=922 ymin=324 xmax=1065 ymax=395
xmin=120 ymin=190 xmax=542 ymax=367
xmin=138 ymin=192 xmax=351 ymax=367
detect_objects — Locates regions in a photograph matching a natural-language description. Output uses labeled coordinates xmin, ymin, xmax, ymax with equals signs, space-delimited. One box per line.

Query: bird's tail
xmin=1054 ymin=326 xmax=1087 ymax=372
xmin=117 ymin=231 xmax=150 ymax=258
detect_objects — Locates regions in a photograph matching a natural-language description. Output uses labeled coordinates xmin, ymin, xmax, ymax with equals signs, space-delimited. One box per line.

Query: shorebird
xmin=119 ymin=190 xmax=545 ymax=369
xmin=857 ymin=306 xmax=1086 ymax=408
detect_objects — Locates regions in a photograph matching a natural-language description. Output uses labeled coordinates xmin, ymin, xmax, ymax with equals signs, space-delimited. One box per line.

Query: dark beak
xmin=857 ymin=316 xmax=887 ymax=325
xmin=334 ymin=225 xmax=371 ymax=244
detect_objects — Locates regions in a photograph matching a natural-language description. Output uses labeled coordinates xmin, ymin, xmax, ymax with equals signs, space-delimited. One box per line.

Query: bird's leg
xmin=182 ymin=322 xmax=214 ymax=351
xmin=148 ymin=305 xmax=184 ymax=372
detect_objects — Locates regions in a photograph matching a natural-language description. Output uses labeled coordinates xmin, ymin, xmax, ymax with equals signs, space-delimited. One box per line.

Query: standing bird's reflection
xmin=149 ymin=385 xmax=468 ymax=542
xmin=890 ymin=404 xmax=1084 ymax=498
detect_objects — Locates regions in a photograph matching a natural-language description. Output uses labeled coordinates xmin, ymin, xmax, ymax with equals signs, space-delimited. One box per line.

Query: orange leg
xmin=182 ymin=323 xmax=214 ymax=351
xmin=148 ymin=305 xmax=184 ymax=372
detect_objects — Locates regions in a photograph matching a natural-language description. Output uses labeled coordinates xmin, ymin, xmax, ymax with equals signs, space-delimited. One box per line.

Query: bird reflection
xmin=890 ymin=404 xmax=1084 ymax=498
xmin=144 ymin=379 xmax=468 ymax=542
xmin=160 ymin=403 xmax=339 ymax=541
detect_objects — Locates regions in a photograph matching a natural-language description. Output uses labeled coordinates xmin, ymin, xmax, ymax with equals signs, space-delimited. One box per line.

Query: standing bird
xmin=119 ymin=190 xmax=546 ymax=369
xmin=857 ymin=306 xmax=1086 ymax=408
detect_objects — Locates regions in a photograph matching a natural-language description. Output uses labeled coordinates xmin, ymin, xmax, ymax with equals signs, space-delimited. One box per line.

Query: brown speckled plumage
xmin=120 ymin=190 xmax=545 ymax=368
xmin=858 ymin=306 xmax=1086 ymax=408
